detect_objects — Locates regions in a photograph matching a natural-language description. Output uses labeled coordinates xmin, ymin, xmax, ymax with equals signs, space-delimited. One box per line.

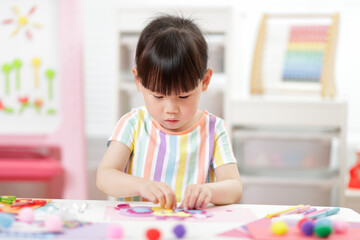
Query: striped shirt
xmin=108 ymin=106 xmax=236 ymax=202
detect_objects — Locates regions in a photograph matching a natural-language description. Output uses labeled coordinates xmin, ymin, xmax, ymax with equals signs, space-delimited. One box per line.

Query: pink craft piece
xmin=246 ymin=217 xmax=360 ymax=240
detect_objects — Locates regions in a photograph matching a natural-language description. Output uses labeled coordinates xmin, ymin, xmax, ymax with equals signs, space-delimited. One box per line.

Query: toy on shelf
xmin=348 ymin=151 xmax=360 ymax=189
xmin=250 ymin=13 xmax=339 ymax=97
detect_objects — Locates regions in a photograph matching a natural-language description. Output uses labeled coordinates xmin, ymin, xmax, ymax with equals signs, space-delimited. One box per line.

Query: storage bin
xmin=233 ymin=130 xmax=336 ymax=177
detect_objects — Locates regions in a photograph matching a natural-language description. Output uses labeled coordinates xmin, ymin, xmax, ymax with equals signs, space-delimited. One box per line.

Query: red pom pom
xmin=146 ymin=228 xmax=161 ymax=240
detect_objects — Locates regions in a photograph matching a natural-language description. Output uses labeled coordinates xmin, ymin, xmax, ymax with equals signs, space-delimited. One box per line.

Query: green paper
xmin=45 ymin=69 xmax=55 ymax=100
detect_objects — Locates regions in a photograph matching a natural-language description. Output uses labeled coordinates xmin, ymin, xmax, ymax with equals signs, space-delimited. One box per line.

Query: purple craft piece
xmin=118 ymin=207 xmax=154 ymax=217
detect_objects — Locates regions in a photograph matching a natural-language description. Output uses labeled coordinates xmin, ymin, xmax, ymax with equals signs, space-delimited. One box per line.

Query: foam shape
xmin=300 ymin=220 xmax=314 ymax=236
xmin=173 ymin=224 xmax=186 ymax=238
xmin=107 ymin=224 xmax=123 ymax=239
xmin=18 ymin=207 xmax=34 ymax=223
xmin=0 ymin=213 xmax=14 ymax=229
xmin=271 ymin=221 xmax=288 ymax=235
xmin=44 ymin=214 xmax=63 ymax=232
xmin=146 ymin=228 xmax=161 ymax=240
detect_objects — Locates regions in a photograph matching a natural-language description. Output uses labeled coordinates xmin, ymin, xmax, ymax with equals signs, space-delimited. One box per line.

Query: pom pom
xmin=146 ymin=228 xmax=161 ymax=240
xmin=18 ymin=207 xmax=34 ymax=223
xmin=173 ymin=224 xmax=186 ymax=238
xmin=333 ymin=220 xmax=348 ymax=234
xmin=300 ymin=220 xmax=314 ymax=236
xmin=297 ymin=217 xmax=308 ymax=229
xmin=314 ymin=218 xmax=333 ymax=238
xmin=271 ymin=221 xmax=288 ymax=235
xmin=44 ymin=214 xmax=63 ymax=232
xmin=107 ymin=224 xmax=124 ymax=239
xmin=0 ymin=213 xmax=14 ymax=229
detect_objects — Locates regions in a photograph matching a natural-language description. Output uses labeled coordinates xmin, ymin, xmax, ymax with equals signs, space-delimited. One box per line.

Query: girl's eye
xmin=179 ymin=95 xmax=189 ymax=99
xmin=153 ymin=95 xmax=163 ymax=99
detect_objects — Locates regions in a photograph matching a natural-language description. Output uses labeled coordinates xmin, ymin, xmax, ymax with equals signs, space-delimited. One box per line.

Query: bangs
xmin=136 ymin=20 xmax=208 ymax=95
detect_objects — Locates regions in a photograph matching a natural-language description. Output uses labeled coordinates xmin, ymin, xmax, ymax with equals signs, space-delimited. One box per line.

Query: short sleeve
xmin=107 ymin=109 xmax=139 ymax=150
xmin=211 ymin=119 xmax=237 ymax=169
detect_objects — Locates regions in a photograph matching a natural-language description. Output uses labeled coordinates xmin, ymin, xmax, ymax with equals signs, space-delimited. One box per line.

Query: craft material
xmin=44 ymin=214 xmax=63 ymax=232
xmin=308 ymin=207 xmax=340 ymax=219
xmin=314 ymin=218 xmax=333 ymax=238
xmin=146 ymin=228 xmax=161 ymax=240
xmin=281 ymin=205 xmax=311 ymax=215
xmin=107 ymin=224 xmax=123 ymax=239
xmin=12 ymin=59 xmax=22 ymax=89
xmin=333 ymin=220 xmax=348 ymax=234
xmin=31 ymin=57 xmax=41 ymax=87
xmin=266 ymin=205 xmax=303 ymax=218
xmin=173 ymin=224 xmax=186 ymax=238
xmin=303 ymin=208 xmax=317 ymax=215
xmin=18 ymin=207 xmax=34 ymax=223
xmin=300 ymin=220 xmax=314 ymax=236
xmin=271 ymin=221 xmax=288 ymax=235
xmin=0 ymin=213 xmax=14 ymax=229
xmin=45 ymin=69 xmax=55 ymax=100
xmin=2 ymin=63 xmax=12 ymax=94
xmin=0 ymin=195 xmax=16 ymax=204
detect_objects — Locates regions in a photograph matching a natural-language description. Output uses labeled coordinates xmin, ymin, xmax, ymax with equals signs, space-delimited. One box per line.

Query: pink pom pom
xmin=333 ymin=220 xmax=348 ymax=234
xmin=18 ymin=207 xmax=34 ymax=223
xmin=44 ymin=214 xmax=63 ymax=232
xmin=107 ymin=224 xmax=124 ymax=239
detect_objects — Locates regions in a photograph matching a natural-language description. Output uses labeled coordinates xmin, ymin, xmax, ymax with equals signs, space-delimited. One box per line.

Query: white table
xmin=49 ymin=199 xmax=360 ymax=239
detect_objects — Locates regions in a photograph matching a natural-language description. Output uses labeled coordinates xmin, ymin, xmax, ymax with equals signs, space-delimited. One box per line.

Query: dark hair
xmin=135 ymin=14 xmax=208 ymax=95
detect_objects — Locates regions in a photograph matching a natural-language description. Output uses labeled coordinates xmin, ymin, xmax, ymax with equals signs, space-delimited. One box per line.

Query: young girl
xmin=97 ymin=14 xmax=242 ymax=210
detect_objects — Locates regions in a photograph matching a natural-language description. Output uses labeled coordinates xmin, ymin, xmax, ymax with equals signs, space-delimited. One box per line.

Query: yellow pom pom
xmin=271 ymin=221 xmax=288 ymax=235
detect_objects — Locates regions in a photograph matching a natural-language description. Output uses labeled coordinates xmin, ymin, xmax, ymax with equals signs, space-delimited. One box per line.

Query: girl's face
xmin=133 ymin=69 xmax=212 ymax=133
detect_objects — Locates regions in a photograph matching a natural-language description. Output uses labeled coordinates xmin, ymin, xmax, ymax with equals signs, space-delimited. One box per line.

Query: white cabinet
xmin=225 ymin=96 xmax=348 ymax=206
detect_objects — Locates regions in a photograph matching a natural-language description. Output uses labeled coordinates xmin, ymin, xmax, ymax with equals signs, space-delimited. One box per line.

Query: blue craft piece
xmin=131 ymin=207 xmax=152 ymax=213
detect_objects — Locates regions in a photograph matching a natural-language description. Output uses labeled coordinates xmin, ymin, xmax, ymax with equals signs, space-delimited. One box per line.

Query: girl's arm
xmin=96 ymin=141 xmax=177 ymax=208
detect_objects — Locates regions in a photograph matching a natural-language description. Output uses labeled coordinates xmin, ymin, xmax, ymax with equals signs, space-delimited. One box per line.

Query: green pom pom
xmin=314 ymin=225 xmax=332 ymax=238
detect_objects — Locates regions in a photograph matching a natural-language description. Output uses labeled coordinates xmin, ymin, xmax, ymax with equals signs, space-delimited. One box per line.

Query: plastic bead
xmin=173 ymin=224 xmax=186 ymax=238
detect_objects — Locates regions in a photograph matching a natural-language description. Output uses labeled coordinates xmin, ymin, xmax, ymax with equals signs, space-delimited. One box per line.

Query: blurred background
xmin=0 ymin=0 xmax=359 ymax=212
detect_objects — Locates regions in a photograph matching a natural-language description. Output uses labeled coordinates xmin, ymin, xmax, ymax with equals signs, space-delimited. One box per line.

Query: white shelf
xmin=345 ymin=189 xmax=360 ymax=198
xmin=226 ymin=98 xmax=347 ymax=206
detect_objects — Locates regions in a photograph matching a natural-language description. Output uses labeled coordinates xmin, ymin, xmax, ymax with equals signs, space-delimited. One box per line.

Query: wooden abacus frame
xmin=250 ymin=13 xmax=339 ymax=97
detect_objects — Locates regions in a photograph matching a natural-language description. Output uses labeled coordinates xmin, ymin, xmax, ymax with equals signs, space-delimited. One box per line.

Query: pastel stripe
xmin=208 ymin=115 xmax=216 ymax=161
xmin=165 ymin=135 xmax=177 ymax=185
xmin=197 ymin=119 xmax=206 ymax=184
xmin=111 ymin=109 xmax=136 ymax=141
xmin=175 ymin=135 xmax=188 ymax=202
xmin=187 ymin=130 xmax=198 ymax=185
xmin=154 ymin=131 xmax=166 ymax=181
xmin=143 ymin=124 xmax=157 ymax=179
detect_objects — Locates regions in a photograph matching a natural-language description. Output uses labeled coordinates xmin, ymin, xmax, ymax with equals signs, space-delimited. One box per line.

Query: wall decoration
xmin=2 ymin=5 xmax=42 ymax=40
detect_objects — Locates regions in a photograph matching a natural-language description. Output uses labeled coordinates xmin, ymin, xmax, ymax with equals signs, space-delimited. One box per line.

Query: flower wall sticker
xmin=2 ymin=5 xmax=42 ymax=40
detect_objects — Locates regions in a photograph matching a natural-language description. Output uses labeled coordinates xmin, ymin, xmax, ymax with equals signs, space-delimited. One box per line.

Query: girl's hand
xmin=139 ymin=181 xmax=177 ymax=209
xmin=180 ymin=184 xmax=212 ymax=210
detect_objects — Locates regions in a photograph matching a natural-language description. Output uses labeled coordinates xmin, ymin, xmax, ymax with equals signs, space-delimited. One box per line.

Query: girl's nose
xmin=164 ymin=99 xmax=179 ymax=114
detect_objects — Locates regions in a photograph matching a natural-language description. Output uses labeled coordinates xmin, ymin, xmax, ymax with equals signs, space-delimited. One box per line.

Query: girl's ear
xmin=132 ymin=68 xmax=142 ymax=90
xmin=202 ymin=68 xmax=213 ymax=92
